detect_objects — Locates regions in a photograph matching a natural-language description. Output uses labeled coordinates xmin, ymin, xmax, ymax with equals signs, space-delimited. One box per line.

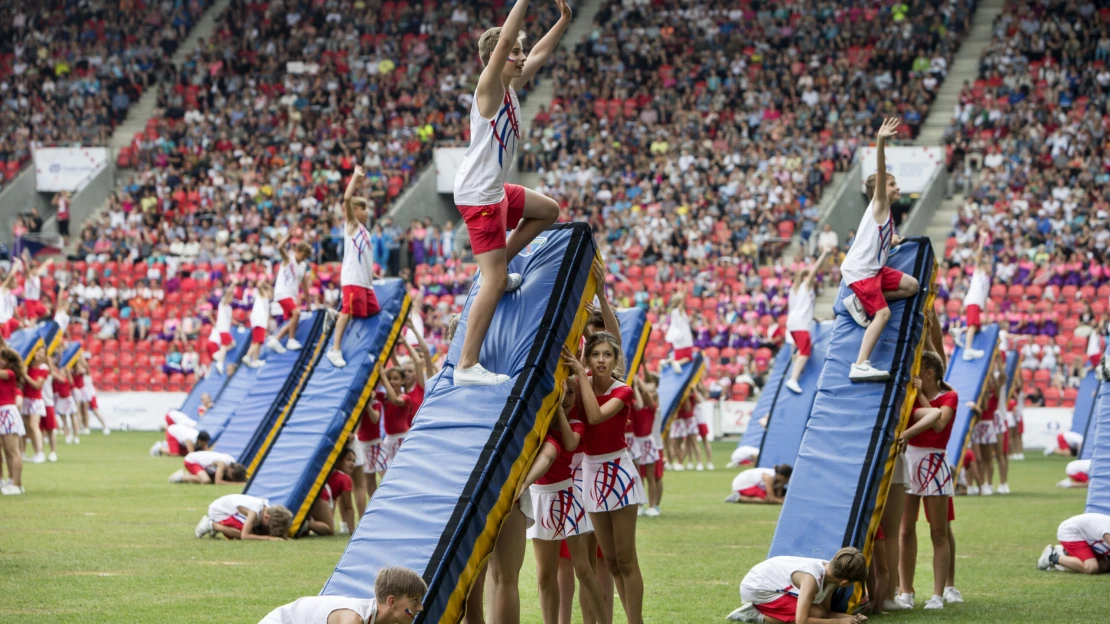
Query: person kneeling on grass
xmin=304 ymin=447 xmax=357 ymax=537
xmin=1038 ymin=513 xmax=1110 ymax=574
xmin=728 ymin=547 xmax=869 ymax=623
xmin=195 ymin=494 xmax=292 ymax=541
xmin=1057 ymin=459 xmax=1091 ymax=488
xmin=169 ymin=450 xmax=247 ymax=485
xmin=725 ymin=465 xmax=792 ymax=504
xmin=260 ymin=566 xmax=426 ymax=624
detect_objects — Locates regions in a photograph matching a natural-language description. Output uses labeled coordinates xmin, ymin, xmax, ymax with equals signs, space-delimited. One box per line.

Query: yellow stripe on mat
xmin=627 ymin=319 xmax=651 ymax=381
xmin=23 ymin=338 xmax=44 ymax=366
xmin=952 ymin=344 xmax=1001 ymax=484
xmin=660 ymin=358 xmax=705 ymax=445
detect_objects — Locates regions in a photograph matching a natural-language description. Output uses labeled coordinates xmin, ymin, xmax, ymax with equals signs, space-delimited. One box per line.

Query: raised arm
xmin=593 ymin=260 xmax=621 ymax=342
xmin=276 ymin=231 xmax=292 ymax=264
xmin=804 ymin=250 xmax=829 ymax=289
xmin=406 ymin=316 xmax=434 ymax=382
xmin=343 ymin=165 xmax=365 ymax=225
xmin=512 ymin=0 xmax=572 ymax=89
xmin=872 ymin=117 xmax=900 ymax=224
xmin=477 ymin=0 xmax=531 ymax=117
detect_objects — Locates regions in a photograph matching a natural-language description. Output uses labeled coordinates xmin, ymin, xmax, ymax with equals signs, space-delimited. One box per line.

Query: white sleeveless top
xmin=840 ymin=200 xmax=895 ymax=286
xmin=24 ymin=275 xmax=41 ymax=301
xmin=208 ymin=494 xmax=267 ymax=521
xmin=731 ymin=467 xmax=774 ymax=493
xmin=273 ymin=260 xmax=307 ymax=301
xmin=341 ymin=224 xmax=375 ymax=288
xmin=741 ymin=556 xmax=831 ymax=606
xmin=250 ymin=290 xmax=270 ymax=328
xmin=260 ymin=596 xmax=378 ymax=624
xmin=184 ymin=450 xmax=235 ymax=469
xmin=786 ymin=286 xmax=815 ymax=332
xmin=453 ymin=87 xmax=521 ymax=206
xmin=215 ymin=302 xmax=232 ymax=334
xmin=964 ymin=269 xmax=990 ymax=307
xmin=665 ymin=308 xmax=694 ymax=349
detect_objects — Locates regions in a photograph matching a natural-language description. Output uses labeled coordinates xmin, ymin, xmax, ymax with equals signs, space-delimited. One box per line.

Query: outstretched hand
xmin=877 ymin=117 xmax=900 ymax=140
xmin=557 ymin=0 xmax=572 ymax=20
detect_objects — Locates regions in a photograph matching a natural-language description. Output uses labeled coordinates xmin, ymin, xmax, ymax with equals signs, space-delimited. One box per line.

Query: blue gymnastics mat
xmin=944 ymin=324 xmax=1001 ymax=477
xmin=1086 ymin=362 xmax=1110 ymax=515
xmin=245 ymin=279 xmax=410 ymax=533
xmin=757 ymin=321 xmax=834 ymax=469
xmin=321 ymin=224 xmax=597 ymax=623
xmin=9 ymin=325 xmax=44 ymax=363
xmin=616 ymin=307 xmax=650 ymax=379
xmin=60 ymin=341 xmax=82 ymax=368
xmin=658 ymin=351 xmax=706 ymax=435
xmin=735 ymin=345 xmax=792 ymax=456
xmin=768 ymin=238 xmax=936 ymax=611
xmin=39 ymin=321 xmax=62 ymax=356
xmin=1072 ymin=371 xmax=1100 ymax=443
xmin=212 ymin=310 xmax=329 ymax=472
xmin=1081 ymin=344 xmax=1110 ymax=462
xmin=178 ymin=326 xmax=252 ymax=420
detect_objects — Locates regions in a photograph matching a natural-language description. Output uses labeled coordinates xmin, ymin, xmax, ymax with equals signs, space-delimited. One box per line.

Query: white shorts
xmin=630 ymin=435 xmax=659 ymax=464
xmin=905 ymin=446 xmax=954 ymax=497
xmin=994 ymin=416 xmax=1008 ymax=437
xmin=383 ymin=433 xmax=405 ymax=466
xmin=1003 ymin=409 xmax=1016 ymax=428
xmin=972 ymin=421 xmax=997 ymax=445
xmin=21 ymin=398 xmax=45 ymax=417
xmin=669 ymin=416 xmax=698 ymax=439
xmin=527 ymin=478 xmax=593 ymax=540
xmin=583 ymin=450 xmax=646 ymax=513
xmin=361 ymin=439 xmax=390 ymax=474
xmin=55 ymin=397 xmax=76 ymax=416
xmin=0 ymin=404 xmax=25 ymax=436
xmin=71 ymin=387 xmax=86 ymax=404
xmin=891 ymin=452 xmax=909 ymax=486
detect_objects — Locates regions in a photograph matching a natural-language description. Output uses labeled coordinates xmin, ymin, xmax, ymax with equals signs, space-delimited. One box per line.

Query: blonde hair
xmin=864 ymin=173 xmax=897 ymax=200
xmin=479 ymin=27 xmax=526 ymax=66
xmin=294 ymin=241 xmax=312 ymax=256
xmin=374 ymin=566 xmax=427 ymax=602
xmin=266 ymin=505 xmax=293 ymax=538
xmin=349 ymin=197 xmax=372 ymax=212
xmin=446 ymin=313 xmax=461 ymax=342
xmin=829 ymin=547 xmax=868 ymax=584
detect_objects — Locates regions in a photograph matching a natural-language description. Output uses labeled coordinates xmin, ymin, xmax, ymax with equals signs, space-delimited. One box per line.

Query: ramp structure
xmin=39 ymin=322 xmax=62 ymax=356
xmin=1081 ymin=345 xmax=1110 ymax=462
xmin=944 ymin=324 xmax=1001 ymax=479
xmin=177 ymin=326 xmax=252 ymax=420
xmin=657 ymin=352 xmax=706 ymax=436
xmin=734 ymin=346 xmax=792 ymax=461
xmin=321 ymin=224 xmax=597 ymax=623
xmin=9 ymin=325 xmax=44 ymax=363
xmin=1073 ymin=371 xmax=1100 ymax=456
xmin=757 ymin=321 xmax=835 ymax=469
xmin=616 ymin=307 xmax=650 ymax=379
xmin=245 ymin=279 xmax=411 ymax=533
xmin=59 ymin=342 xmax=82 ymax=368
xmin=767 ymin=238 xmax=936 ymax=610
xmin=1086 ymin=364 xmax=1110 ymax=515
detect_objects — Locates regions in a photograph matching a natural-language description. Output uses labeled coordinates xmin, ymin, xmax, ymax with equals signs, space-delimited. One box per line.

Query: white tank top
xmin=25 ymin=275 xmax=41 ymax=301
xmin=215 ymin=302 xmax=233 ymax=334
xmin=964 ymin=269 xmax=990 ymax=307
xmin=731 ymin=467 xmax=774 ymax=492
xmin=250 ymin=290 xmax=271 ymax=328
xmin=167 ymin=424 xmax=200 ymax=444
xmin=1066 ymin=459 xmax=1091 ymax=477
xmin=185 ymin=450 xmax=235 ymax=469
xmin=208 ymin=494 xmax=267 ymax=522
xmin=840 ymin=200 xmax=895 ymax=286
xmin=665 ymin=308 xmax=694 ymax=349
xmin=341 ymin=224 xmax=375 ymax=288
xmin=741 ymin=556 xmax=831 ymax=606
xmin=0 ymin=290 xmax=13 ymax=322
xmin=41 ymin=368 xmax=53 ymax=406
xmin=260 ymin=596 xmax=378 ymax=624
xmin=453 ymin=87 xmax=521 ymax=206
xmin=273 ymin=260 xmax=307 ymax=301
xmin=786 ymin=286 xmax=815 ymax=331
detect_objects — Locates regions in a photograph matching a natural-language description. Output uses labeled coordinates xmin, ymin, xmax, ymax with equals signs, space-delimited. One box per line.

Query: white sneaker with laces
xmin=454 ymin=364 xmax=510 ymax=387
xmin=266 ymin=337 xmax=287 ymax=354
xmin=849 ymin=361 xmax=890 ymax=382
xmin=637 ymin=506 xmax=645 ymax=516
xmin=896 ymin=592 xmax=915 ymax=609
xmin=883 ymin=599 xmax=910 ymax=612
xmin=339 ymin=521 xmax=350 ymax=535
xmin=1013 ymin=452 xmax=1025 ymax=460
xmin=707 ymin=462 xmax=715 ymax=470
xmin=785 ymin=379 xmax=803 ymax=394
xmin=725 ymin=492 xmax=741 ymax=503
xmin=65 ymin=434 xmax=73 ymax=444
xmin=843 ymin=294 xmax=871 ymax=327
xmin=924 ymin=595 xmax=944 ymax=610
xmin=967 ymin=485 xmax=979 ymax=495
xmin=672 ymin=463 xmax=684 ymax=471
xmin=506 ymin=273 xmax=523 ymax=292
xmin=943 ymin=587 xmax=963 ymax=603
xmin=671 ymin=360 xmax=683 ymax=374
xmin=32 ymin=452 xmax=46 ymax=464
xmin=726 ymin=602 xmax=764 ymax=623
xmin=963 ymin=348 xmax=985 ymax=361
xmin=150 ymin=441 xmax=163 ymax=457
xmin=0 ymin=478 xmax=9 ymax=488
xmin=81 ymin=428 xmax=91 ymax=436
xmin=247 ymin=359 xmax=266 ymax=369
xmin=1 ymin=484 xmax=24 ymax=495
xmin=1056 ymin=478 xmax=1074 ymax=488
xmin=195 ymin=515 xmax=214 ymax=539
xmin=47 ymin=452 xmax=57 ymax=462
xmin=1037 ymin=545 xmax=1054 ymax=570
xmin=998 ymin=483 xmax=1010 ymax=494
xmin=286 ymin=338 xmax=303 ymax=350
xmin=981 ymin=483 xmax=993 ymax=496
xmin=103 ymin=427 xmax=110 ymax=435
xmin=696 ymin=463 xmax=705 ymax=471
xmin=215 ymin=359 xmax=226 ymax=375
xmin=647 ymin=506 xmax=661 ymax=516
xmin=326 ymin=349 xmax=347 ymax=368
xmin=169 ymin=469 xmax=187 ymax=483
xmin=74 ymin=436 xmax=80 ymax=445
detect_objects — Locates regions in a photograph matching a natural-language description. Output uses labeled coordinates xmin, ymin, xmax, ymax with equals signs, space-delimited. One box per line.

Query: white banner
xmin=434 ymin=146 xmax=468 ymax=194
xmin=33 ymin=147 xmax=109 ymax=192
xmin=1021 ymin=407 xmax=1072 ymax=450
xmin=719 ymin=400 xmax=758 ymax=435
xmin=96 ymin=391 xmax=187 ymax=431
xmin=858 ymin=146 xmax=945 ymax=196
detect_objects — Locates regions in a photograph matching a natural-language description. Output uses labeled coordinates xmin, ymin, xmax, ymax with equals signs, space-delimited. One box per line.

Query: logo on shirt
xmin=490 ymin=92 xmax=520 ymax=169
xmin=519 ymin=236 xmax=547 ymax=258
xmin=351 ymin=226 xmax=371 ymax=263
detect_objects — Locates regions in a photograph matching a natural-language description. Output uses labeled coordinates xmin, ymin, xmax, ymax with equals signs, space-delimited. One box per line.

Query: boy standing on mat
xmin=451 ymin=0 xmax=566 ymax=386
xmin=328 ymin=166 xmax=382 ymax=368
xmin=268 ymin=231 xmax=312 ymax=354
xmin=785 ymin=250 xmax=828 ymax=394
xmin=840 ymin=118 xmax=920 ymax=382
xmin=957 ymin=234 xmax=990 ymax=360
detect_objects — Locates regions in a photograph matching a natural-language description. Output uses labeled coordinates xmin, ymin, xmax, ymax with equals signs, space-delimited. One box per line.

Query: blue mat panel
xmin=179 ymin=326 xmax=253 ymax=420
xmin=322 ymin=224 xmax=596 ymax=623
xmin=212 ymin=311 xmax=328 ymax=470
xmin=9 ymin=326 xmax=44 ymax=363
xmin=769 ymin=238 xmax=936 ymax=610
xmin=736 ymin=346 xmax=792 ymax=453
xmin=1086 ymin=366 xmax=1110 ymax=515
xmin=658 ymin=352 xmax=706 ymax=434
xmin=944 ymin=324 xmax=1001 ymax=476
xmin=245 ymin=280 xmax=410 ymax=533
xmin=1081 ymin=345 xmax=1110 ymax=462
xmin=38 ymin=321 xmax=61 ymax=356
xmin=1003 ymin=349 xmax=1019 ymax=402
xmin=60 ymin=342 xmax=82 ymax=368
xmin=1073 ymin=371 xmax=1100 ymax=440
xmin=617 ymin=307 xmax=650 ymax=380
xmin=757 ymin=321 xmax=835 ymax=469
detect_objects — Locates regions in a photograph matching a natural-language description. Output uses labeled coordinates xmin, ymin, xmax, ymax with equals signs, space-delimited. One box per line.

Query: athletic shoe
xmin=65 ymin=434 xmax=73 ymax=444
xmin=724 ymin=493 xmax=741 ymax=503
xmin=998 ymin=483 xmax=1010 ymax=494
xmin=339 ymin=521 xmax=350 ymax=535
xmin=707 ymin=462 xmax=715 ymax=471
xmin=286 ymin=338 xmax=303 ymax=351
xmin=924 ymin=595 xmax=944 ymax=610
xmin=685 ymin=462 xmax=695 ymax=471
xmin=266 ymin=337 xmax=287 ymax=354
xmin=967 ymin=485 xmax=979 ymax=495
xmin=455 ymin=364 xmax=510 ymax=386
xmin=963 ymin=348 xmax=985 ymax=361
xmin=1053 ymin=564 xmax=1068 ymax=572
xmin=150 ymin=441 xmax=163 ymax=457
xmin=326 ymin=349 xmax=347 ymax=368
xmin=981 ymin=483 xmax=993 ymax=496
xmin=664 ymin=462 xmax=673 ymax=471
xmin=1012 ymin=452 xmax=1025 ymax=461
xmin=81 ymin=428 xmax=90 ymax=435
xmin=169 ymin=469 xmax=187 ymax=483
xmin=849 ymin=361 xmax=890 ymax=382
xmin=785 ymin=379 xmax=803 ymax=394
xmin=31 ymin=452 xmax=46 ymax=464
xmin=882 ymin=599 xmax=910 ymax=612
xmin=506 ymin=273 xmax=523 ymax=292
xmin=0 ymin=479 xmax=9 ymax=488
xmin=47 ymin=452 xmax=57 ymax=463
xmin=103 ymin=427 xmax=110 ymax=435
xmin=195 ymin=515 xmax=214 ymax=539
xmin=696 ymin=463 xmax=705 ymax=471
xmin=1056 ymin=478 xmax=1074 ymax=488
xmin=637 ymin=506 xmax=645 ymax=516
xmin=1 ymin=484 xmax=24 ymax=495
xmin=943 ymin=587 xmax=964 ymax=604
xmin=896 ymin=593 xmax=915 ymax=609
xmin=1044 ymin=446 xmax=1054 ymax=456
xmin=726 ymin=602 xmax=764 ymax=623
xmin=648 ymin=506 xmax=661 ymax=516
xmin=74 ymin=437 xmax=80 ymax=445
xmin=671 ymin=360 xmax=683 ymax=374
xmin=672 ymin=463 xmax=685 ymax=471
xmin=246 ymin=359 xmax=265 ymax=369
xmin=842 ymin=294 xmax=871 ymax=327
xmin=214 ymin=359 xmax=226 ymax=375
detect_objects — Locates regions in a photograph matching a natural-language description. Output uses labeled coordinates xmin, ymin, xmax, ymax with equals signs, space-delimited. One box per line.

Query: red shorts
xmin=341 ymin=285 xmax=381 ymax=318
xmin=1002 ymin=430 xmax=1010 ymax=454
xmin=965 ymin=303 xmax=982 ymax=329
xmin=0 ymin=317 xmax=19 ymax=339
xmin=1058 ymin=434 xmax=1074 ymax=452
xmin=23 ymin=299 xmax=47 ymax=319
xmin=923 ymin=497 xmax=956 ymax=523
xmin=207 ymin=331 xmax=233 ymax=356
xmin=754 ymin=594 xmax=799 ymax=622
xmin=457 ymin=183 xmax=526 ymax=256
xmin=1091 ymin=354 xmax=1102 ymax=367
xmin=738 ymin=485 xmax=767 ymax=500
xmin=963 ymin=449 xmax=975 ymax=468
xmin=184 ymin=461 xmax=205 ymax=475
xmin=790 ymin=330 xmax=812 ymax=357
xmin=1017 ymin=419 xmax=1024 ymax=434
xmin=166 ymin=431 xmax=184 ymax=456
xmin=251 ymin=326 xmax=266 ymax=345
xmin=638 ymin=450 xmax=665 ymax=480
xmin=277 ymin=298 xmax=297 ymax=318
xmin=1060 ymin=540 xmax=1101 ymax=562
xmin=89 ymin=396 xmax=98 ymax=410
xmin=848 ymin=267 xmax=905 ymax=317
xmin=216 ymin=515 xmax=245 ymax=531
xmin=1071 ymin=472 xmax=1090 ymax=483
xmin=673 ymin=346 xmax=694 ymax=361
xmin=40 ymin=406 xmax=56 ymax=432
xmin=697 ymin=423 xmax=709 ymax=437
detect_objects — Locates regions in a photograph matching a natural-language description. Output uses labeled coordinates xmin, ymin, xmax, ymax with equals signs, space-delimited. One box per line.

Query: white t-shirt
xmin=840 ymin=201 xmax=895 ymax=285
xmin=740 ymin=556 xmax=832 ymax=606
xmin=964 ymin=269 xmax=990 ymax=307
xmin=207 ymin=494 xmax=268 ymax=523
xmin=24 ymin=275 xmax=40 ymax=301
xmin=453 ymin=87 xmax=521 ymax=206
xmin=341 ymin=224 xmax=375 ymax=288
xmin=214 ymin=302 xmax=233 ymax=336
xmin=1057 ymin=513 xmax=1110 ymax=556
xmin=166 ymin=409 xmax=197 ymax=428
xmin=274 ymin=260 xmax=307 ymax=301
xmin=1066 ymin=459 xmax=1091 ymax=477
xmin=1088 ymin=332 xmax=1102 ymax=358
xmin=167 ymin=424 xmax=200 ymax=444
xmin=185 ymin=451 xmax=235 ymax=469
xmin=54 ymin=309 xmax=70 ymax=334
xmin=0 ymin=289 xmax=13 ymax=322
xmin=250 ymin=290 xmax=271 ymax=329
xmin=260 ymin=597 xmax=378 ymax=624
xmin=786 ymin=286 xmax=815 ymax=332
xmin=732 ymin=468 xmax=774 ymax=493
xmin=665 ymin=308 xmax=694 ymax=349
xmin=1061 ymin=431 xmax=1084 ymax=450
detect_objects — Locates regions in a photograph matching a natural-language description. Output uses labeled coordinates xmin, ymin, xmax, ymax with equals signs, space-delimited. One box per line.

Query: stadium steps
xmin=923 ymin=192 xmax=964 ymax=257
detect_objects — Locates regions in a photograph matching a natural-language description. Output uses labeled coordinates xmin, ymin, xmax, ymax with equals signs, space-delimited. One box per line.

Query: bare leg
xmin=503 ymin=189 xmax=559 ymax=262
xmin=465 ymin=565 xmax=486 ymax=624
xmin=995 ymin=438 xmax=1008 ymax=485
xmin=699 ymin=435 xmax=713 ymax=466
xmin=533 ymin=539 xmax=562 ymax=624
xmin=212 ymin=522 xmax=243 ymax=540
xmin=87 ymin=405 xmax=107 ymax=429
xmin=978 ymin=443 xmax=994 ymax=488
xmin=869 ymin=538 xmax=887 ymax=613
xmin=26 ymin=414 xmax=43 ymax=455
xmin=489 ymin=504 xmax=527 ymax=624
xmin=684 ymin=435 xmax=700 ymax=466
xmin=557 ymin=556 xmax=575 ymax=624
xmin=924 ymin=496 xmax=951 ymax=597
xmin=307 ymin=498 xmax=335 ymax=536
xmin=946 ymin=524 xmax=956 ymax=586
xmin=458 ymin=249 xmax=508 ymax=370
xmin=964 ymin=323 xmax=978 ymax=350
xmin=899 ymin=495 xmax=921 ymax=597
xmin=882 ymin=483 xmax=905 ymax=600
xmin=332 ymin=313 xmax=351 ymax=353
xmin=2 ymin=434 xmax=22 ymax=487
xmin=789 ymin=354 xmax=809 ymax=384
xmin=856 ymin=307 xmax=891 ymax=366
xmin=350 ymin=465 xmax=367 ymax=520
xmin=567 ymin=534 xmax=607 ymax=624
xmin=592 ymin=506 xmax=643 ymax=623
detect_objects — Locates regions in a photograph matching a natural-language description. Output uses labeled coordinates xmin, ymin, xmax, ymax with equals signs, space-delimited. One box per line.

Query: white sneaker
xmin=1056 ymin=478 xmax=1074 ymax=488
xmin=998 ymin=483 xmax=1010 ymax=494
xmin=195 ymin=515 xmax=214 ymax=539
xmin=896 ymin=592 xmax=915 ymax=609
xmin=672 ymin=463 xmax=685 ymax=472
xmin=785 ymin=379 xmax=803 ymax=394
xmin=849 ymin=361 xmax=890 ymax=382
xmin=967 ymin=485 xmax=979 ymax=496
xmin=726 ymin=602 xmax=764 ymax=623
xmin=339 ymin=521 xmax=350 ymax=535
xmin=0 ymin=479 xmax=9 ymax=488
xmin=1 ymin=484 xmax=24 ymax=495
xmin=74 ymin=436 xmax=80 ymax=445
xmin=671 ymin=360 xmax=683 ymax=374
xmin=65 ymin=434 xmax=73 ymax=444
xmin=707 ymin=462 xmax=715 ymax=471
xmin=169 ymin=469 xmax=187 ymax=483
xmin=696 ymin=463 xmax=705 ymax=471
xmin=883 ymin=599 xmax=910 ymax=612
xmin=150 ymin=441 xmax=163 ymax=457
xmin=47 ymin=452 xmax=57 ymax=462
xmin=943 ymin=587 xmax=963 ymax=603
xmin=843 ymin=294 xmax=871 ymax=327
xmin=924 ymin=595 xmax=944 ymax=610
xmin=685 ymin=462 xmax=695 ymax=471
xmin=505 ymin=273 xmax=523 ymax=292
xmin=266 ymin=337 xmax=287 ymax=354
xmin=31 ymin=452 xmax=46 ymax=464
xmin=81 ymin=428 xmax=91 ymax=435
xmin=215 ymin=359 xmax=226 ymax=375
xmin=725 ymin=492 xmax=741 ymax=503
xmin=247 ymin=359 xmax=266 ymax=369
xmin=103 ymin=427 xmax=110 ymax=435
xmin=963 ymin=348 xmax=985 ymax=361
xmin=647 ymin=506 xmax=661 ymax=516
xmin=1013 ymin=452 xmax=1025 ymax=461
xmin=326 ymin=349 xmax=347 ymax=368
xmin=981 ymin=484 xmax=993 ymax=496
xmin=1044 ymin=446 xmax=1055 ymax=456
xmin=637 ymin=505 xmax=645 ymax=516
xmin=664 ymin=461 xmax=673 ymax=471
xmin=454 ymin=364 xmax=510 ymax=386
xmin=286 ymin=338 xmax=303 ymax=351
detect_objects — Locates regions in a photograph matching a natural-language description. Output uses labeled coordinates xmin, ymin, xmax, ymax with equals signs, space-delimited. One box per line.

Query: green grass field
xmin=0 ymin=434 xmax=1103 ymax=623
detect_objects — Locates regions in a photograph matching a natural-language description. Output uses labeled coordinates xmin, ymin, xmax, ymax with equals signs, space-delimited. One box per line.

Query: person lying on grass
xmin=194 ymin=494 xmax=292 ymax=541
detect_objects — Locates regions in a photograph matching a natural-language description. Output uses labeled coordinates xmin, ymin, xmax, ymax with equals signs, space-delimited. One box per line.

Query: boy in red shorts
xmin=729 ymin=547 xmax=868 ymax=622
xmin=1038 ymin=513 xmax=1110 ymax=574
xmin=268 ymin=231 xmax=312 ymax=354
xmin=785 ymin=250 xmax=828 ymax=394
xmin=958 ymin=235 xmax=990 ymax=360
xmin=244 ymin=281 xmax=274 ymax=369
xmin=328 ymin=166 xmax=381 ymax=368
xmin=206 ymin=289 xmax=236 ymax=373
xmin=450 ymin=0 xmax=566 ymax=386
xmin=839 ymin=118 xmax=920 ymax=382
xmin=19 ymin=250 xmax=51 ymax=321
